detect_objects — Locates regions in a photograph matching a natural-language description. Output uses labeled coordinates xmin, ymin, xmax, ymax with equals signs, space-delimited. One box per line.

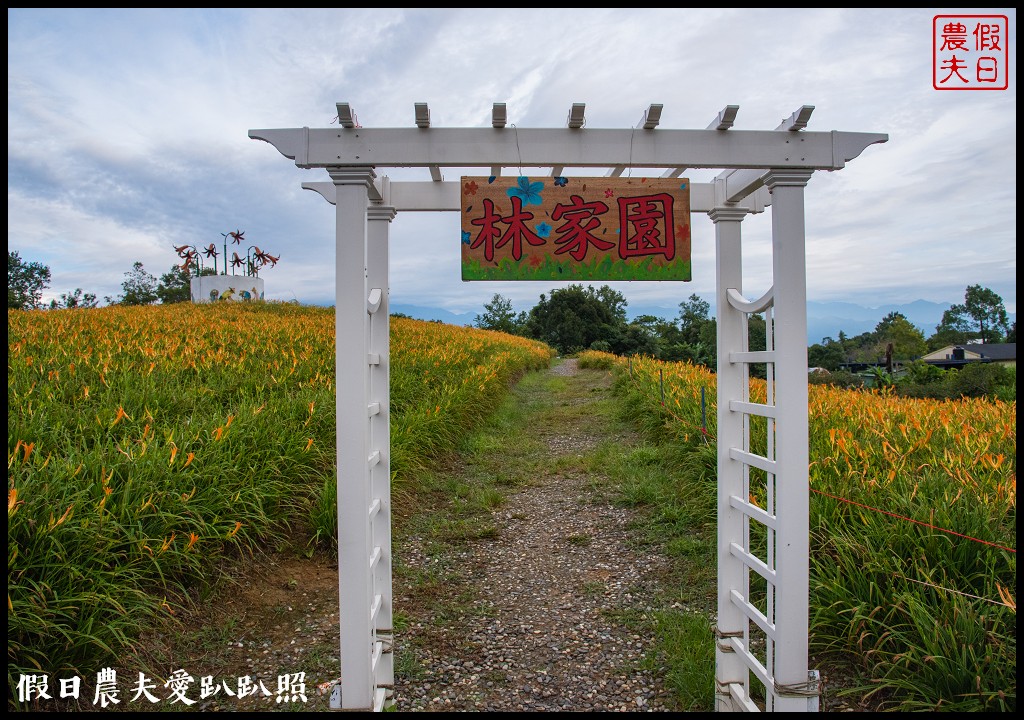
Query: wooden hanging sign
xmin=460 ymin=175 xmax=691 ymax=281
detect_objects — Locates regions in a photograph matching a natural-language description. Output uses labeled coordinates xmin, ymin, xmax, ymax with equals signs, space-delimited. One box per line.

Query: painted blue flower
xmin=461 ymin=230 xmax=472 ymax=245
xmin=680 ymin=182 xmax=687 ymax=190
xmin=535 ymin=222 xmax=552 ymax=238
xmin=554 ymin=176 xmax=568 ymax=187
xmin=508 ymin=176 xmax=544 ymax=205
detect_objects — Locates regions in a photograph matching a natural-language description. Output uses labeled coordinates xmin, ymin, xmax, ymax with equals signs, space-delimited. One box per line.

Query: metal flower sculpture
xmin=247 ymin=245 xmax=281 ymax=277
xmin=173 ymin=244 xmax=206 ymax=276
xmin=172 ymin=230 xmax=278 ymax=278
xmin=252 ymin=246 xmax=279 ymax=268
xmin=179 ymin=248 xmax=198 ymax=273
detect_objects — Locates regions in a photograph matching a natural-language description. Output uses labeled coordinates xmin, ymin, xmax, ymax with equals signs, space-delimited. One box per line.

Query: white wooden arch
xmin=249 ymin=102 xmax=886 ymax=712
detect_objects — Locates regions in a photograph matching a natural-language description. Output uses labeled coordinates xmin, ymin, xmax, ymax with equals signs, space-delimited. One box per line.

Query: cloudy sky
xmin=7 ymin=8 xmax=1016 ymax=319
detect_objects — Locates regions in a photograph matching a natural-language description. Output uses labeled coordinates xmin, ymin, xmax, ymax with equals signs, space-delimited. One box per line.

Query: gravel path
xmin=394 ymin=359 xmax=676 ymax=711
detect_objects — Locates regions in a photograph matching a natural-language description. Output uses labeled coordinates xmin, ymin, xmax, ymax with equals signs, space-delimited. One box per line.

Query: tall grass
xmin=8 ymin=302 xmax=553 ymax=701
xmin=581 ymin=350 xmax=1016 ymax=711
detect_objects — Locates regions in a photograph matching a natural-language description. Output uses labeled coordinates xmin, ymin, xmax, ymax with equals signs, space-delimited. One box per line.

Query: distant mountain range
xmin=391 ymin=300 xmax=1015 ymax=347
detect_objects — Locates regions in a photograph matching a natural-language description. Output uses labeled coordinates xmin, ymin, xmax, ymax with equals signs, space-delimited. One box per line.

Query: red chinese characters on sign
xmin=551 ymin=194 xmax=614 ymax=261
xmin=460 ymin=176 xmax=691 ymax=281
xmin=617 ymin=194 xmax=676 ymax=261
xmin=933 ymin=15 xmax=1009 ymax=90
xmin=469 ymin=196 xmax=546 ymax=262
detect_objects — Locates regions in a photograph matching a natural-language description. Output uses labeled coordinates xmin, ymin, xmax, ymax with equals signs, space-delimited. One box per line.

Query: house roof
xmin=921 ymin=343 xmax=1016 ymax=365
xmin=964 ymin=343 xmax=1016 ymax=361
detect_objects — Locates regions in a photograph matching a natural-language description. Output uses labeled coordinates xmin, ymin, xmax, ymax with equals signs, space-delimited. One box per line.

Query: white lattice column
xmin=366 ymin=194 xmax=396 ymax=708
xmin=762 ymin=169 xmax=817 ymax=712
xmin=710 ymin=205 xmax=750 ymax=711
xmin=330 ymin=165 xmax=377 ymax=711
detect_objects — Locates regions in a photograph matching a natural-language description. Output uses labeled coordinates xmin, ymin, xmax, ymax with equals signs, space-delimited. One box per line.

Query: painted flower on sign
xmin=508 ymin=176 xmax=544 ymax=206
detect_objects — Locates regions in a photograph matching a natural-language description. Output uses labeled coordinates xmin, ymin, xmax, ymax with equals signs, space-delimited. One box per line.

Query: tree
xmin=677 ymin=294 xmax=711 ymax=345
xmin=927 ymin=313 xmax=970 ymax=350
xmin=808 ymin=337 xmax=847 ymax=371
xmin=669 ymin=294 xmax=718 ymax=368
xmin=117 ymin=262 xmax=159 ymax=306
xmin=934 ymin=285 xmax=1010 ymax=344
xmin=608 ymin=321 xmax=660 ymax=357
xmin=474 ymin=293 xmax=522 ymax=335
xmin=873 ymin=311 xmax=927 ymax=361
xmin=594 ymin=286 xmax=628 ymax=323
xmin=8 ymin=250 xmax=51 ymax=310
xmin=844 ymin=330 xmax=882 ymax=363
xmin=157 ymin=265 xmax=195 ymax=304
xmin=49 ymin=288 xmax=98 ymax=309
xmin=523 ymin=284 xmax=624 ymax=354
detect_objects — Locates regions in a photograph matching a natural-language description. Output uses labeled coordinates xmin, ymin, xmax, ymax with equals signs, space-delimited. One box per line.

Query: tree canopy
xmin=50 ymin=288 xmax=98 ymax=310
xmin=524 ymin=285 xmax=621 ymax=354
xmin=873 ymin=311 xmax=928 ymax=361
xmin=115 ymin=262 xmax=160 ymax=306
xmin=934 ymin=284 xmax=1010 ymax=345
xmin=473 ymin=293 xmax=524 ymax=335
xmin=155 ymin=264 xmax=215 ymax=304
xmin=8 ymin=251 xmax=51 ymax=310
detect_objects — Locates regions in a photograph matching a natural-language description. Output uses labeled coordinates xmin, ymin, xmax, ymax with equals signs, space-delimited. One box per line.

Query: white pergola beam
xmin=302 ymin=180 xmax=769 ymax=215
xmin=492 ymin=103 xmax=507 ymax=128
xmin=250 ymin=127 xmax=888 ymax=177
xmin=778 ymin=105 xmax=814 ymax=131
xmin=567 ymin=102 xmax=586 ymax=129
xmin=414 ymin=102 xmax=430 ymax=128
xmin=641 ymin=103 xmax=663 ymax=130
xmin=337 ymin=103 xmax=357 ymax=129
xmin=708 ymin=104 xmax=740 ymax=131
xmin=717 ymin=126 xmax=883 ymax=204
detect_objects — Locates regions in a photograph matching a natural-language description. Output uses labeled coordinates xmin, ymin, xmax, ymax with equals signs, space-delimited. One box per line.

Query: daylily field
xmin=7 ymin=302 xmax=552 ymax=696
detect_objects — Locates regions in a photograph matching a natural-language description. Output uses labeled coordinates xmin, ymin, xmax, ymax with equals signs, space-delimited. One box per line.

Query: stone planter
xmin=191 ymin=276 xmax=265 ymax=303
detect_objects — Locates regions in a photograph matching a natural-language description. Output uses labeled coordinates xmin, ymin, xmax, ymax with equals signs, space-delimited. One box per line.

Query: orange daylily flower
xmin=111 ymin=406 xmax=131 ymax=427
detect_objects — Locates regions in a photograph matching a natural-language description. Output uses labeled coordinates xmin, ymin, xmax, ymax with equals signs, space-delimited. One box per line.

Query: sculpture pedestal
xmin=191 ymin=276 xmax=265 ymax=303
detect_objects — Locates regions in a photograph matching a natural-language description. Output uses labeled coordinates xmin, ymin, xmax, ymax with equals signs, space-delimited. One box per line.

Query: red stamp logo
xmin=934 ymin=15 xmax=1009 ymax=90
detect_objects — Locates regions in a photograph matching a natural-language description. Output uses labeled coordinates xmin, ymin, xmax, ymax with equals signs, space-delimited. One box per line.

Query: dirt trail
xmin=112 ymin=359 xmax=682 ymax=712
xmin=394 ymin=359 xmax=675 ymax=711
